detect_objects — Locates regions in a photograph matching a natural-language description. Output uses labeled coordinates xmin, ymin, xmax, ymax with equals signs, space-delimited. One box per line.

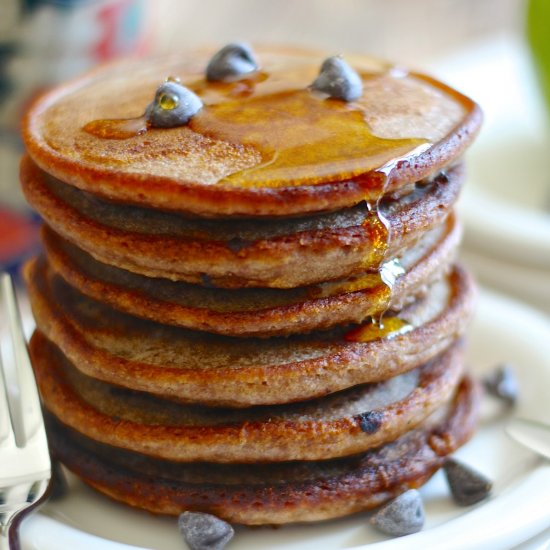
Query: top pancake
xmin=23 ymin=46 xmax=481 ymax=217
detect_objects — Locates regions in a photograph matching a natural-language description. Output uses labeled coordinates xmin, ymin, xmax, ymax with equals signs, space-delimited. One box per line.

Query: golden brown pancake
xmin=45 ymin=375 xmax=480 ymax=524
xmin=42 ymin=214 xmax=460 ymax=337
xmin=21 ymin=157 xmax=462 ymax=288
xmin=22 ymin=47 xmax=481 ymax=218
xmin=25 ymin=258 xmax=475 ymax=407
xmin=21 ymin=44 xmax=483 ymax=527
xmin=30 ymin=331 xmax=464 ymax=463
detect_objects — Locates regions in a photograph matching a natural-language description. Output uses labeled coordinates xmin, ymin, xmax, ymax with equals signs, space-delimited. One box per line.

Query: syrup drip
xmin=191 ymin=71 xmax=269 ymax=99
xmin=83 ymin=115 xmax=148 ymax=140
xmin=307 ymin=272 xmax=382 ymax=300
xmin=341 ymin=199 xmax=411 ymax=342
xmin=307 ymin=259 xmax=405 ymax=299
xmin=344 ymin=316 xmax=413 ymax=343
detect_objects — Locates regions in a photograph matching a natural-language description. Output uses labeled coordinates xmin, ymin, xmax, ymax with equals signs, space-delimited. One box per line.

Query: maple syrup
xmin=307 ymin=271 xmax=382 ymax=300
xmin=82 ymin=66 xmax=428 ymax=195
xmin=83 ymin=116 xmax=148 ymax=140
xmin=189 ymin=89 xmax=428 ymax=190
xmin=344 ymin=316 xmax=413 ymax=343
xmin=341 ymin=205 xmax=411 ymax=341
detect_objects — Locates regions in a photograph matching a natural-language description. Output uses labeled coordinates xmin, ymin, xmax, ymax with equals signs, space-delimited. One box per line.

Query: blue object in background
xmin=0 ymin=208 xmax=41 ymax=283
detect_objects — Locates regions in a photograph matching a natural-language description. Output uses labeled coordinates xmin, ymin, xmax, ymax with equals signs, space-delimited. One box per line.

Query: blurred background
xmin=0 ymin=0 xmax=548 ymax=314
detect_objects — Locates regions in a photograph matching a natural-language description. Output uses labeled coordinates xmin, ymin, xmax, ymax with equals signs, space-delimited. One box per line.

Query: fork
xmin=0 ymin=273 xmax=51 ymax=550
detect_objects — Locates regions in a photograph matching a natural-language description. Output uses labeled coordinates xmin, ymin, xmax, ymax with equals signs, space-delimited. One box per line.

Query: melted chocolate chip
xmin=436 ymin=171 xmax=449 ymax=184
xmin=358 ymin=411 xmax=383 ymax=434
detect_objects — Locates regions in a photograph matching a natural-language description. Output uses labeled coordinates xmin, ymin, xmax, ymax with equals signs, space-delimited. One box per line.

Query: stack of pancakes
xmin=21 ymin=48 xmax=482 ymax=525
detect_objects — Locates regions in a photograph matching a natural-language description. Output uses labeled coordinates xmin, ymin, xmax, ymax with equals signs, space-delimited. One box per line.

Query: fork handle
xmin=1 ymin=520 xmax=21 ymax=550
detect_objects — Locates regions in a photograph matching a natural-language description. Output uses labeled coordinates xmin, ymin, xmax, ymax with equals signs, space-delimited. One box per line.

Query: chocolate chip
xmin=206 ymin=43 xmax=258 ymax=82
xmin=311 ymin=56 xmax=363 ymax=102
xmin=178 ymin=511 xmax=234 ymax=550
xmin=358 ymin=411 xmax=383 ymax=434
xmin=484 ymin=364 xmax=518 ymax=405
xmin=226 ymin=237 xmax=248 ymax=253
xmin=200 ymin=274 xmax=215 ymax=288
xmin=436 ymin=171 xmax=449 ymax=184
xmin=443 ymin=458 xmax=492 ymax=506
xmin=145 ymin=81 xmax=202 ymax=128
xmin=370 ymin=489 xmax=425 ymax=536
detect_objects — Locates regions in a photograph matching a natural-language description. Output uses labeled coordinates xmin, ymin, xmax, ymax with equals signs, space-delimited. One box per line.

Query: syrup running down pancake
xmin=41 ymin=214 xmax=460 ymax=336
xmin=21 ymin=44 xmax=482 ymax=527
xmin=21 ymin=157 xmax=463 ymax=288
xmin=25 ymin=258 xmax=474 ymax=407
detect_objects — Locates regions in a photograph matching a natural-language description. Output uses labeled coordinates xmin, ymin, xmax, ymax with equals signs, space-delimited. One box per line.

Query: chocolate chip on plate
xmin=178 ymin=511 xmax=234 ymax=550
xmin=443 ymin=458 xmax=492 ymax=506
xmin=370 ymin=489 xmax=425 ymax=536
xmin=483 ymin=364 xmax=518 ymax=405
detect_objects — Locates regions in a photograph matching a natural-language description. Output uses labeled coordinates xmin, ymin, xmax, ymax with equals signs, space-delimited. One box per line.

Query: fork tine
xmin=0 ymin=273 xmax=42 ymax=447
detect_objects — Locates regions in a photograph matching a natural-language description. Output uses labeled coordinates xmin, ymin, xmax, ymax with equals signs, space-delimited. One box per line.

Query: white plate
xmin=428 ymin=37 xmax=550 ymax=269
xmin=19 ymin=288 xmax=550 ymax=550
xmin=460 ymin=250 xmax=550 ymax=317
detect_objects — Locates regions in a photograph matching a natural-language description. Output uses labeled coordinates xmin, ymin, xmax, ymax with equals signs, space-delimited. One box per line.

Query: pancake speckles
xmin=358 ymin=411 xmax=384 ymax=434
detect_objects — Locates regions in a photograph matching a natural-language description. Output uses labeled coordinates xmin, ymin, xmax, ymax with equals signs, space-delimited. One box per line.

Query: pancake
xmin=22 ymin=47 xmax=481 ymax=218
xmin=30 ymin=331 xmax=464 ymax=463
xmin=21 ymin=43 xmax=482 ymax=529
xmin=25 ymin=258 xmax=475 ymax=407
xmin=42 ymin=214 xmax=460 ymax=337
xmin=45 ymin=375 xmax=480 ymax=524
xmin=21 ymin=156 xmax=462 ymax=288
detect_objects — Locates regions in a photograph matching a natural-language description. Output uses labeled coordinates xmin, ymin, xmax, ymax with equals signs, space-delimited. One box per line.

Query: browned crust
xmin=42 ymin=214 xmax=460 ymax=337
xmin=45 ymin=375 xmax=480 ymax=524
xmin=31 ymin=330 xmax=464 ymax=462
xmin=22 ymin=51 xmax=482 ymax=218
xmin=21 ymin=157 xmax=463 ymax=288
xmin=25 ymin=259 xmax=476 ymax=407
